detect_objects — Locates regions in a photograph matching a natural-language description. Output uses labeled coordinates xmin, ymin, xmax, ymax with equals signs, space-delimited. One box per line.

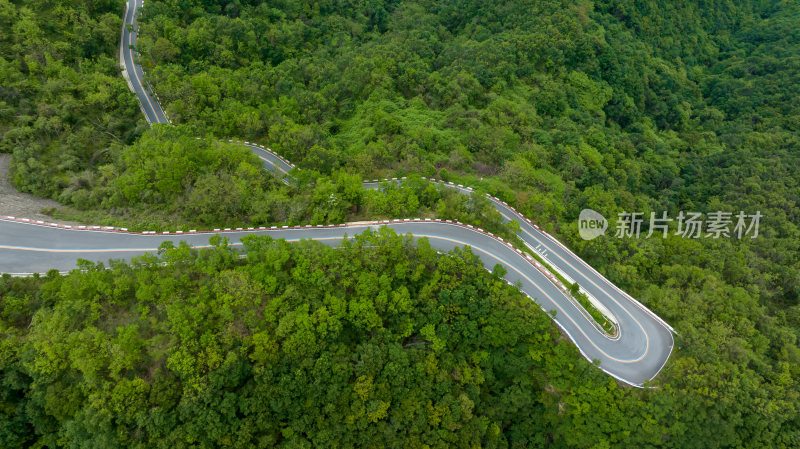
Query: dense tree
xmin=0 ymin=231 xmax=609 ymax=448
xmin=0 ymin=0 xmax=146 ymax=198
xmin=2 ymin=0 xmax=800 ymax=446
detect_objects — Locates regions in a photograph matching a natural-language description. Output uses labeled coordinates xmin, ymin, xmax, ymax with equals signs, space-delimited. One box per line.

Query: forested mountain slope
xmin=0 ymin=231 xmax=669 ymax=448
xmin=1 ymin=0 xmax=799 ymax=447
xmin=0 ymin=0 xmax=146 ymax=196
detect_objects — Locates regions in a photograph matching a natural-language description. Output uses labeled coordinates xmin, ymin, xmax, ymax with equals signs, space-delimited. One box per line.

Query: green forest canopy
xmin=1 ymin=0 xmax=799 ymax=446
xmin=0 ymin=230 xmax=781 ymax=448
xmin=0 ymin=232 xmax=588 ymax=447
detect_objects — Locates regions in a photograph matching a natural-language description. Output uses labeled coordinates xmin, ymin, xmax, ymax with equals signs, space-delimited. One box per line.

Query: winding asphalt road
xmin=0 ymin=0 xmax=674 ymax=387
xmin=120 ymin=0 xmax=169 ymax=124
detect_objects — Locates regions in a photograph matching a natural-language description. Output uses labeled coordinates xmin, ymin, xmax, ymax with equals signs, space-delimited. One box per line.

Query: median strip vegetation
xmin=569 ymin=282 xmax=617 ymax=336
xmin=518 ymin=243 xmax=618 ymax=336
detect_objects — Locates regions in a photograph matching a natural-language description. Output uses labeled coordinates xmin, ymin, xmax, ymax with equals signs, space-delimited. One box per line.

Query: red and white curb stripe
xmin=1 ymin=214 xmax=571 ymax=300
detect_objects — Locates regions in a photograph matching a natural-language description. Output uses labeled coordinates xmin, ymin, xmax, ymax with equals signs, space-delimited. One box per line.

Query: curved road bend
xmin=0 ymin=0 xmax=676 ymax=387
xmin=0 ymin=218 xmax=672 ymax=385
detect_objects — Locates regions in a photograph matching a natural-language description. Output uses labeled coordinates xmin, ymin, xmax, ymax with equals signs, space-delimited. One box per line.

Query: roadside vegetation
xmin=0 ymin=0 xmax=146 ymax=196
xmin=43 ymin=125 xmax=520 ymax=242
xmin=1 ymin=0 xmax=799 ymax=446
xmin=1 ymin=230 xmax=627 ymax=448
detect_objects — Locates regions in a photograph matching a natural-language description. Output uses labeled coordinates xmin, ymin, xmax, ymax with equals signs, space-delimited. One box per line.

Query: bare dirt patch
xmin=0 ymin=154 xmax=78 ymax=225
